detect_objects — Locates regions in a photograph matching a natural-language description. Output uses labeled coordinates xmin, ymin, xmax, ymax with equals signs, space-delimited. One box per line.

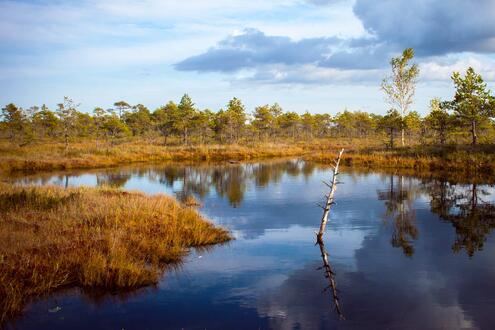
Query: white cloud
xmin=420 ymin=55 xmax=495 ymax=82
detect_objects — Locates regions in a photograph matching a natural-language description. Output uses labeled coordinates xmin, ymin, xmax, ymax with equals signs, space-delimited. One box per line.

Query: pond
xmin=5 ymin=159 xmax=495 ymax=329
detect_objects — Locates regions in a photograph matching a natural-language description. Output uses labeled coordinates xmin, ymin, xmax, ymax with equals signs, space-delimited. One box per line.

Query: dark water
xmin=6 ymin=160 xmax=495 ymax=329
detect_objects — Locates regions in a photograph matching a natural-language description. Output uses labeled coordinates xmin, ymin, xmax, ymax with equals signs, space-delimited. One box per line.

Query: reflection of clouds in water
xmin=183 ymin=226 xmax=368 ymax=275
xmin=251 ymin=221 xmax=494 ymax=329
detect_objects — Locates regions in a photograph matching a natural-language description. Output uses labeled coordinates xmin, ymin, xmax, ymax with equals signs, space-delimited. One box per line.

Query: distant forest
xmin=2 ymin=50 xmax=495 ymax=149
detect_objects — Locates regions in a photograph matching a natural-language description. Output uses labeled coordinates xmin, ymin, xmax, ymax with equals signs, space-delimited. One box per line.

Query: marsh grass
xmin=0 ymin=184 xmax=231 ymax=323
xmin=307 ymin=144 xmax=495 ymax=176
xmin=0 ymin=140 xmax=310 ymax=174
xmin=2 ymin=138 xmax=495 ymax=175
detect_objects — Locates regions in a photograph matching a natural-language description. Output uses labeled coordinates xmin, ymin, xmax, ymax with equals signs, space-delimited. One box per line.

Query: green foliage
xmin=403 ymin=111 xmax=422 ymax=139
xmin=334 ymin=110 xmax=375 ymax=138
xmin=32 ymin=105 xmax=59 ymax=138
xmin=74 ymin=112 xmax=95 ymax=138
xmin=378 ymin=109 xmax=403 ymax=148
xmin=102 ymin=113 xmax=131 ymax=143
xmin=425 ymin=98 xmax=453 ymax=145
xmin=1 ymin=103 xmax=27 ymax=143
xmin=224 ymin=97 xmax=247 ymax=142
xmin=154 ymin=101 xmax=178 ymax=143
xmin=191 ymin=109 xmax=215 ymax=143
xmin=278 ymin=111 xmax=301 ymax=138
xmin=176 ymin=94 xmax=197 ymax=143
xmin=124 ymin=104 xmax=153 ymax=136
xmin=447 ymin=67 xmax=495 ymax=145
xmin=113 ymin=100 xmax=131 ymax=118
xmin=252 ymin=104 xmax=278 ymax=139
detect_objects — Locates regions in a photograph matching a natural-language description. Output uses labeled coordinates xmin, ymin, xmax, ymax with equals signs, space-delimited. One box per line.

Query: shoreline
xmin=0 ymin=184 xmax=232 ymax=323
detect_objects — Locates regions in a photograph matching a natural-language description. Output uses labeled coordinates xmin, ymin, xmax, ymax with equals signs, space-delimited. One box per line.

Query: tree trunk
xmin=183 ymin=129 xmax=188 ymax=145
xmin=64 ymin=131 xmax=69 ymax=152
xmin=440 ymin=126 xmax=446 ymax=145
xmin=401 ymin=128 xmax=405 ymax=147
xmin=390 ymin=128 xmax=394 ymax=149
xmin=471 ymin=120 xmax=477 ymax=146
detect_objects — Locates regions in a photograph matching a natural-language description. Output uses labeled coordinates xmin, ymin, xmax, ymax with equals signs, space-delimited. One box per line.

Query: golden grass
xmin=306 ymin=144 xmax=495 ymax=176
xmin=1 ymin=138 xmax=495 ymax=175
xmin=0 ymin=184 xmax=231 ymax=323
xmin=0 ymin=140 xmax=307 ymax=173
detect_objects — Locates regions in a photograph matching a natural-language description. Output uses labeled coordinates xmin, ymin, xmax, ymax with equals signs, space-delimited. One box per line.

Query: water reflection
xmin=375 ymin=173 xmax=495 ymax=258
xmin=316 ymin=239 xmax=344 ymax=320
xmin=424 ymin=179 xmax=495 ymax=256
xmin=377 ymin=175 xmax=419 ymax=257
xmin=96 ymin=172 xmax=132 ymax=188
xmin=13 ymin=159 xmax=315 ymax=208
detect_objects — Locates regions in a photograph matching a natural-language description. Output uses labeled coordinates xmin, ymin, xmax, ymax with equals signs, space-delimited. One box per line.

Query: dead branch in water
xmin=317 ymin=240 xmax=345 ymax=320
xmin=316 ymin=149 xmax=344 ymax=243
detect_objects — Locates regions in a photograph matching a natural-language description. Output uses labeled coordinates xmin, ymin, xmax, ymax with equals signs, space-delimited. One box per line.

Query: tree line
xmin=2 ymin=50 xmax=495 ymax=149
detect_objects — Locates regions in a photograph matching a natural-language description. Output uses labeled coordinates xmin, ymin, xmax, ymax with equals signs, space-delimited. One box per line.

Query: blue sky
xmin=1 ymin=0 xmax=495 ymax=115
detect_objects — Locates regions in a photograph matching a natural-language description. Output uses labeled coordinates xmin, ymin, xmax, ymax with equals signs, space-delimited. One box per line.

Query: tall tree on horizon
xmin=176 ymin=94 xmax=197 ymax=144
xmin=378 ymin=109 xmax=403 ymax=149
xmin=448 ymin=67 xmax=495 ymax=146
xmin=381 ymin=48 xmax=419 ymax=147
xmin=113 ymin=100 xmax=131 ymax=119
xmin=425 ymin=98 xmax=452 ymax=145
xmin=1 ymin=103 xmax=26 ymax=144
xmin=225 ymin=97 xmax=247 ymax=143
xmin=56 ymin=97 xmax=79 ymax=152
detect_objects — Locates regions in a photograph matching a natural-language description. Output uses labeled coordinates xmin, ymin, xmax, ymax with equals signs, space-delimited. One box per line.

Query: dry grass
xmin=1 ymin=138 xmax=495 ymax=175
xmin=0 ymin=140 xmax=307 ymax=173
xmin=0 ymin=184 xmax=231 ymax=323
xmin=306 ymin=144 xmax=495 ymax=176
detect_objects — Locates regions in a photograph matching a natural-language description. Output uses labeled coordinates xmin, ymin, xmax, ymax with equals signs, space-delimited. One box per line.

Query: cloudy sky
xmin=1 ymin=0 xmax=495 ymax=114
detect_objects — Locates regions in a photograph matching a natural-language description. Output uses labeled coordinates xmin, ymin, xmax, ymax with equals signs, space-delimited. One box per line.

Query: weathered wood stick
xmin=318 ymin=239 xmax=345 ymax=320
xmin=316 ymin=148 xmax=344 ymax=243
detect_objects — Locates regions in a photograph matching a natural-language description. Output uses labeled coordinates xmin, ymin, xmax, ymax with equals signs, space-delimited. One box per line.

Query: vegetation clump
xmin=0 ymin=184 xmax=231 ymax=323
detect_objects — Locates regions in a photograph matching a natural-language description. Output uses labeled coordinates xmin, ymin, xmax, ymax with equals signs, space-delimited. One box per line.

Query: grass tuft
xmin=0 ymin=184 xmax=231 ymax=323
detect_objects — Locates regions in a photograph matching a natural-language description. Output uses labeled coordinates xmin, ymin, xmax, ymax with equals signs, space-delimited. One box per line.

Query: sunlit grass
xmin=1 ymin=138 xmax=495 ymax=175
xmin=307 ymin=144 xmax=495 ymax=175
xmin=0 ymin=183 xmax=231 ymax=323
xmin=0 ymin=139 xmax=310 ymax=173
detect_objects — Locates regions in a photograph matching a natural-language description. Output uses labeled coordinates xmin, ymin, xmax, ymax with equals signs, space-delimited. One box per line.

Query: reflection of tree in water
xmin=317 ymin=239 xmax=344 ymax=320
xmin=212 ymin=166 xmax=246 ymax=207
xmin=377 ymin=175 xmax=419 ymax=257
xmin=424 ymin=179 xmax=495 ymax=256
xmin=302 ymin=161 xmax=316 ymax=179
xmin=96 ymin=172 xmax=132 ymax=188
xmin=252 ymin=163 xmax=283 ymax=187
xmin=157 ymin=166 xmax=182 ymax=186
xmin=154 ymin=166 xmax=213 ymax=203
xmin=148 ymin=160 xmax=313 ymax=207
xmin=286 ymin=159 xmax=303 ymax=177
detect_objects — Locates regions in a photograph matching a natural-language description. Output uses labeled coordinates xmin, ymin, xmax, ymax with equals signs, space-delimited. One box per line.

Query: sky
xmin=1 ymin=0 xmax=495 ymax=115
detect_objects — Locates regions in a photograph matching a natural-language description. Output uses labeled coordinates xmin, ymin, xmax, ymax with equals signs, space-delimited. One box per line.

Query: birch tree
xmin=381 ymin=48 xmax=419 ymax=146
